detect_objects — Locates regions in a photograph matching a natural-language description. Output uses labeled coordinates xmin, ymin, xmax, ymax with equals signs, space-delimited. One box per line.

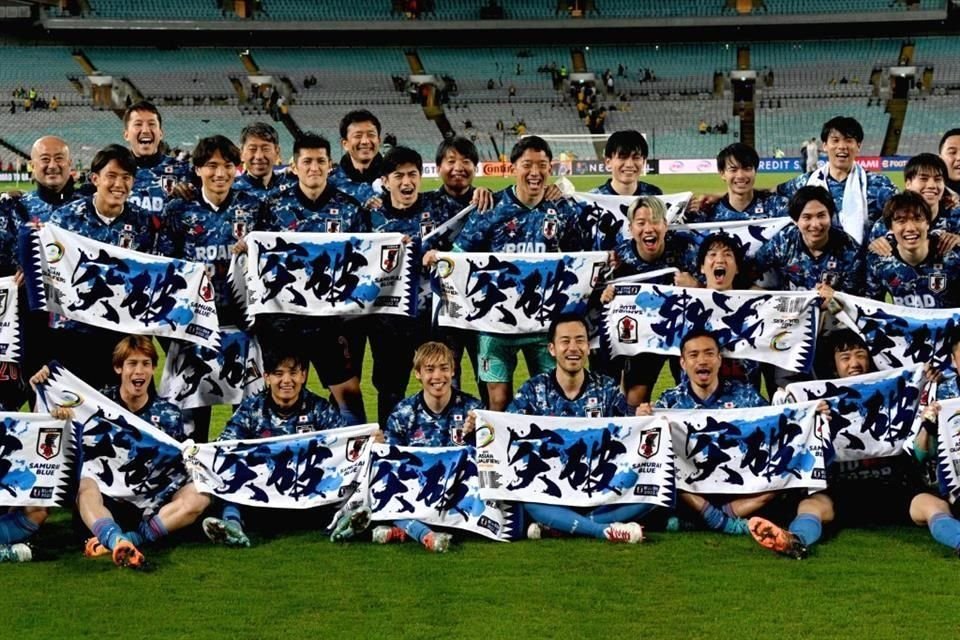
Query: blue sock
xmin=0 ymin=510 xmax=40 ymax=544
xmin=720 ymin=503 xmax=738 ymax=518
xmin=222 ymin=505 xmax=243 ymax=525
xmin=125 ymin=531 xmax=144 ymax=546
xmin=138 ymin=515 xmax=169 ymax=543
xmin=929 ymin=512 xmax=960 ymax=551
xmin=524 ymin=503 xmax=608 ymax=539
xmin=91 ymin=517 xmax=124 ymax=551
xmin=700 ymin=503 xmax=727 ymax=530
xmin=789 ymin=513 xmax=823 ymax=547
xmin=396 ymin=519 xmax=432 ymax=544
xmin=589 ymin=503 xmax=656 ymax=525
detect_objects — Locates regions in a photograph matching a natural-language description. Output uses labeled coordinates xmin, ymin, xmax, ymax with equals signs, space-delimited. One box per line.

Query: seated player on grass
xmin=503 ymin=313 xmax=646 ymax=544
xmin=371 ymin=341 xmax=483 ymax=553
xmin=639 ymin=329 xmax=771 ymax=536
xmin=31 ymin=336 xmax=206 ymax=570
xmin=749 ymin=329 xmax=959 ymax=559
xmin=202 ymin=348 xmax=366 ymax=547
xmin=0 ymin=508 xmax=46 ymax=564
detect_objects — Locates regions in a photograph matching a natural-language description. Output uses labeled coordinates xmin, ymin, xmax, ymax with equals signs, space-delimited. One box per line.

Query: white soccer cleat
xmin=603 ymin=522 xmax=644 ymax=544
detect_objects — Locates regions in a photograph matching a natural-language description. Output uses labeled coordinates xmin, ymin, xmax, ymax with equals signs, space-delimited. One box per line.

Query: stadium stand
xmin=83 ymin=48 xmax=242 ymax=101
xmin=755 ymin=97 xmax=888 ymax=157
xmin=0 ymin=46 xmax=90 ymax=106
xmin=84 ymin=0 xmax=225 ymax=20
xmin=898 ymin=95 xmax=960 ymax=155
xmin=0 ymin=107 xmax=122 ymax=168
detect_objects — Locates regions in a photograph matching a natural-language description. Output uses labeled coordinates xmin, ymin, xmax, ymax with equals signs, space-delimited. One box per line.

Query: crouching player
xmin=31 ymin=336 xmax=208 ymax=570
xmin=202 ymin=348 xmax=353 ymax=546
xmin=506 ymin=313 xmax=647 ymax=543
xmin=371 ymin=342 xmax=483 ymax=553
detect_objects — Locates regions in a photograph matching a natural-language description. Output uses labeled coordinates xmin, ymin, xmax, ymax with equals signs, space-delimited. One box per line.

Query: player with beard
xmin=639 ymin=329 xmax=768 ymax=535
xmin=505 ymin=314 xmax=646 ymax=543
xmin=451 ymin=136 xmax=592 ymax=411
xmin=591 ymin=130 xmax=662 ymax=197
xmin=202 ymin=348 xmax=353 ymax=547
xmin=371 ymin=341 xmax=483 ymax=553
xmin=28 ymin=336 xmax=206 ymax=570
xmin=121 ymin=101 xmax=191 ymax=216
xmin=687 ymin=143 xmax=788 ymax=223
xmin=865 ymin=191 xmax=960 ymax=308
xmin=750 ymin=329 xmax=959 ymax=559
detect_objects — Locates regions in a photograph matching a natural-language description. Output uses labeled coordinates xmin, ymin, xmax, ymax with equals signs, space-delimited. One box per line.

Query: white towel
xmin=806 ymin=164 xmax=868 ymax=244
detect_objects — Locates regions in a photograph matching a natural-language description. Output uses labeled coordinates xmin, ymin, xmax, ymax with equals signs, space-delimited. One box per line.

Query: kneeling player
xmin=202 ymin=348 xmax=353 ymax=546
xmin=371 ymin=342 xmax=482 ymax=552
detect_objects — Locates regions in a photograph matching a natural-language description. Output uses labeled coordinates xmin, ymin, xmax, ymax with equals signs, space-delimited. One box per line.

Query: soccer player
xmin=259 ymin=132 xmax=370 ymax=426
xmin=162 ymin=135 xmax=268 ymax=441
xmin=591 ymin=130 xmax=662 ymax=197
xmin=31 ymin=336 xmax=206 ymax=570
xmin=372 ymin=341 xmax=483 ymax=552
xmin=42 ymin=144 xmax=166 ymax=390
xmin=121 ymin=101 xmax=191 ymax=215
xmin=688 ymin=143 xmax=788 ymax=223
xmin=507 ymin=313 xmax=646 ymax=543
xmin=202 ymin=348 xmax=350 ymax=547
xmin=753 ymin=185 xmax=865 ymax=294
xmin=867 ymin=153 xmax=960 ymax=251
xmin=328 ymin=109 xmax=383 ymax=206
xmin=234 ymin=121 xmax=295 ymax=199
xmin=865 ymin=191 xmax=960 ymax=308
xmin=639 ymin=329 xmax=769 ymax=535
xmin=453 ymin=136 xmax=591 ymax=410
xmin=938 ymin=128 xmax=960 ymax=195
xmin=749 ymin=329 xmax=958 ymax=559
xmin=433 ymin=136 xmax=496 ymax=216
xmin=776 ymin=116 xmax=897 ymax=243
xmin=599 ymin=195 xmax=699 ymax=406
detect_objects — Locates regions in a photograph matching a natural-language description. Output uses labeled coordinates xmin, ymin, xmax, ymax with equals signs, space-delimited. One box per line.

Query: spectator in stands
xmin=49 ymin=96 xmax=58 ymax=111
xmin=938 ymin=128 xmax=960 ymax=195
xmin=698 ymin=119 xmax=708 ymax=135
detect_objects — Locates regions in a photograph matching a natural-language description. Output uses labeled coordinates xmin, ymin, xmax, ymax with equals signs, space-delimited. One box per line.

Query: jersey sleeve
xmin=776 ymin=173 xmax=805 ymax=199
xmin=219 ymin=398 xmax=256 ymax=441
xmin=863 ymin=254 xmax=885 ymax=301
xmin=383 ymin=408 xmax=407 ymax=445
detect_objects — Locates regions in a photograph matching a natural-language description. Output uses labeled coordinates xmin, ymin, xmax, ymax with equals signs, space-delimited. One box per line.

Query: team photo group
xmin=1 ymin=100 xmax=959 ymax=571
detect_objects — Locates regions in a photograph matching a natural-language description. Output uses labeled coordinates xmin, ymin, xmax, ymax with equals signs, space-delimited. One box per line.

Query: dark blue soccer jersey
xmin=777 ymin=170 xmax=897 ymax=231
xmin=688 ymin=192 xmax=789 ymax=224
xmin=265 ymin=183 xmax=370 ymax=234
xmin=753 ymin=224 xmax=865 ymax=293
xmin=327 ymin=154 xmax=383 ymax=205
xmin=101 ymin=385 xmax=185 ymax=442
xmin=47 ymin=196 xmax=163 ymax=253
xmin=234 ymin=169 xmax=297 ymax=202
xmin=591 ymin=179 xmax=662 ymax=197
xmin=610 ymin=231 xmax=699 ymax=280
xmin=865 ymin=240 xmax=960 ymax=308
xmin=384 ymin=389 xmax=482 ymax=447
xmin=655 ymin=378 xmax=767 ymax=409
xmin=128 ymin=154 xmax=192 ymax=215
xmin=508 ymin=369 xmax=628 ymax=418
xmin=219 ymin=388 xmax=345 ymax=441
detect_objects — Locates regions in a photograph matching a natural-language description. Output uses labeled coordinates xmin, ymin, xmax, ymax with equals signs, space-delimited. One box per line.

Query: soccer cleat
xmin=526 ymin=522 xmax=567 ymax=540
xmin=722 ymin=517 xmax=750 ymax=536
xmin=202 ymin=517 xmax=251 ymax=548
xmin=330 ymin=506 xmax=372 ymax=543
xmin=748 ymin=517 xmax=808 ymax=559
xmin=83 ymin=537 xmax=110 ymax=558
xmin=0 ymin=543 xmax=32 ymax=563
xmin=371 ymin=525 xmax=407 ymax=544
xmin=603 ymin=522 xmax=644 ymax=544
xmin=422 ymin=532 xmax=452 ymax=553
xmin=111 ymin=539 xmax=149 ymax=570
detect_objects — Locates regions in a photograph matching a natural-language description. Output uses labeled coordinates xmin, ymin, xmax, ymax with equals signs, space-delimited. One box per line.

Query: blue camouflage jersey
xmin=3 ymin=183 xmax=82 ymax=269
xmin=219 ymin=388 xmax=345 ymax=440
xmin=777 ymin=169 xmax=898 ymax=230
xmin=233 ymin=169 xmax=297 ymax=202
xmin=867 ymin=204 xmax=960 ymax=242
xmin=46 ymin=196 xmax=164 ymax=253
xmin=101 ymin=384 xmax=185 ymax=442
xmin=327 ymin=154 xmax=383 ymax=205
xmin=591 ymin=179 xmax=662 ymax=197
xmin=453 ymin=187 xmax=588 ymax=253
xmin=865 ymin=239 xmax=960 ymax=308
xmin=430 ymin=186 xmax=500 ymax=252
xmin=610 ymin=231 xmax=699 ymax=280
xmin=128 ymin=153 xmax=193 ymax=215
xmin=162 ymin=189 xmax=267 ymax=325
xmin=655 ymin=378 xmax=767 ymax=409
xmin=371 ymin=191 xmax=459 ymax=251
xmin=384 ymin=388 xmax=482 ymax=447
xmin=753 ymin=224 xmax=865 ymax=292
xmin=508 ymin=369 xmax=628 ymax=417
xmin=937 ymin=373 xmax=959 ymax=401
xmin=688 ymin=191 xmax=789 ymax=224
xmin=265 ymin=183 xmax=370 ymax=234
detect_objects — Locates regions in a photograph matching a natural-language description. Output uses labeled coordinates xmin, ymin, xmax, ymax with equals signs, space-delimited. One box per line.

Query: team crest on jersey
xmin=118 ymin=224 xmax=135 ymax=249
xmin=198 ymin=273 xmax=215 ymax=303
xmin=505 ymin=218 xmax=519 ymax=239
xmin=420 ymin=212 xmax=434 ymax=236
xmin=161 ymin=175 xmax=176 ymax=196
xmin=542 ymin=210 xmax=558 ymax=240
xmin=930 ymin=265 xmax=946 ymax=293
xmin=345 ymin=436 xmax=368 ymax=462
xmin=233 ymin=210 xmax=251 ymax=240
xmin=36 ymin=427 xmax=63 ymax=460
xmin=638 ymin=428 xmax=660 ymax=459
xmin=380 ymin=244 xmax=401 ymax=272
xmin=449 ymin=414 xmax=466 ymax=445
xmin=821 ymin=272 xmax=838 ymax=286
xmin=326 ymin=219 xmax=341 ymax=233
xmin=618 ymin=316 xmax=638 ymax=343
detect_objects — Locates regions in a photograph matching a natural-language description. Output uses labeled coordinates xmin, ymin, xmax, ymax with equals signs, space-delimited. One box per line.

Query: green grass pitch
xmin=5 ymin=171 xmax=952 ymax=640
